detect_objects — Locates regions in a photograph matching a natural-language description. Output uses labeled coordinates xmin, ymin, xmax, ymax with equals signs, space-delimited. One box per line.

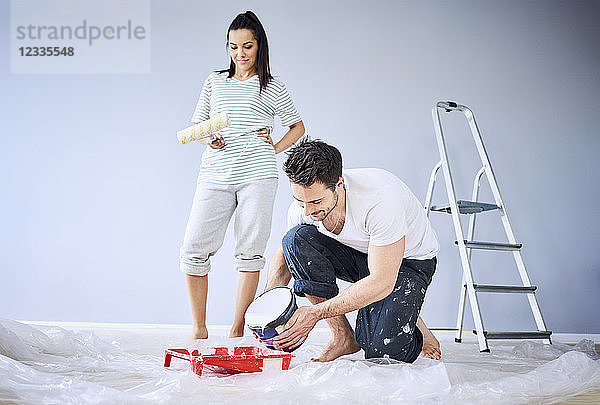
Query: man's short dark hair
xmin=283 ymin=139 xmax=343 ymax=189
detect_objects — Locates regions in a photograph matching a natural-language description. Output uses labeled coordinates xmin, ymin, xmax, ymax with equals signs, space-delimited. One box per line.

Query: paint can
xmin=245 ymin=287 xmax=298 ymax=352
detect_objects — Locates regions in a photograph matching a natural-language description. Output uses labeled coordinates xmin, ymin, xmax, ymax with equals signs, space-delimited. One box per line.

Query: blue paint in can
xmin=245 ymin=287 xmax=298 ymax=352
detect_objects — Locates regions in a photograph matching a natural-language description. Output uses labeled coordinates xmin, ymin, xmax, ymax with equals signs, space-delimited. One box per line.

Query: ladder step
xmin=455 ymin=240 xmax=523 ymax=251
xmin=470 ymin=284 xmax=537 ymax=293
xmin=430 ymin=200 xmax=500 ymax=214
xmin=472 ymin=330 xmax=552 ymax=340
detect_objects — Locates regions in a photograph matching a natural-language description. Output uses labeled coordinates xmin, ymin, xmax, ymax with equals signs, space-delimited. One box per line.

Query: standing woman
xmin=181 ymin=11 xmax=305 ymax=339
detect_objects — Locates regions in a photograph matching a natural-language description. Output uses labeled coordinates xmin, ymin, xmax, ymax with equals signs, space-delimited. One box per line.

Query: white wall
xmin=1 ymin=0 xmax=598 ymax=333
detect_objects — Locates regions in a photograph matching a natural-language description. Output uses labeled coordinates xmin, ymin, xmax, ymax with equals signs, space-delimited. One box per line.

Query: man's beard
xmin=320 ymin=190 xmax=339 ymax=222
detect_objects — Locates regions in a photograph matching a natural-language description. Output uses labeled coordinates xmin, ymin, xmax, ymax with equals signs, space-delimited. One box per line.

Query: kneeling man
xmin=266 ymin=140 xmax=440 ymax=362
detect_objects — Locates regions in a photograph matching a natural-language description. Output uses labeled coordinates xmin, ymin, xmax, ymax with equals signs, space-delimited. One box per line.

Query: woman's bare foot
xmin=416 ymin=317 xmax=441 ymax=360
xmin=192 ymin=325 xmax=208 ymax=340
xmin=229 ymin=325 xmax=244 ymax=338
xmin=312 ymin=335 xmax=361 ymax=362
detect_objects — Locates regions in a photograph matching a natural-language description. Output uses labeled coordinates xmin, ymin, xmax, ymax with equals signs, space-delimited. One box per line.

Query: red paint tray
xmin=164 ymin=346 xmax=293 ymax=376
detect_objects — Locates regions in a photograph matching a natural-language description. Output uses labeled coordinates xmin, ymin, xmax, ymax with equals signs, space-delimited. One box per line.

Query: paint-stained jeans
xmin=282 ymin=224 xmax=437 ymax=363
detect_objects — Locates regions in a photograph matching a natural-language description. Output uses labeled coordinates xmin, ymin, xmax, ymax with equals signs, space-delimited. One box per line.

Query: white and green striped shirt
xmin=191 ymin=72 xmax=301 ymax=184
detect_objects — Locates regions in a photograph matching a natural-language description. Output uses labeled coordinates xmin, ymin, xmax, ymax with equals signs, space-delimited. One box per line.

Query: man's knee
xmin=282 ymin=224 xmax=319 ymax=252
xmin=281 ymin=224 xmax=322 ymax=270
xmin=281 ymin=225 xmax=339 ymax=299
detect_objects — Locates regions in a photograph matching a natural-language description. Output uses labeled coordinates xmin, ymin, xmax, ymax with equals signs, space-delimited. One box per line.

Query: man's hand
xmin=274 ymin=306 xmax=321 ymax=350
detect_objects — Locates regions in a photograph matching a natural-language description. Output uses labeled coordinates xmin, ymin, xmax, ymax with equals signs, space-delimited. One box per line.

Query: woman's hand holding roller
xmin=210 ymin=128 xmax=273 ymax=150
xmin=208 ymin=132 xmax=226 ymax=149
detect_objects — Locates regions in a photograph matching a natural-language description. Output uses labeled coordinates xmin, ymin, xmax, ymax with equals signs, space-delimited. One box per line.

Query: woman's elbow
xmin=292 ymin=120 xmax=305 ymax=136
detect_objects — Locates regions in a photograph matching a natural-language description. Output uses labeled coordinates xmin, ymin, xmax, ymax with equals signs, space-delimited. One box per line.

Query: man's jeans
xmin=282 ymin=224 xmax=437 ymax=363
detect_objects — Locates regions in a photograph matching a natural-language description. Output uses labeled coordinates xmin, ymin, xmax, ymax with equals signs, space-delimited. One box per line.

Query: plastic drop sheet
xmin=1 ymin=318 xmax=599 ymax=404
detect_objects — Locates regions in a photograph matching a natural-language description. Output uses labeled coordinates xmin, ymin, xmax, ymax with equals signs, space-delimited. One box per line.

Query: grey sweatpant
xmin=180 ymin=177 xmax=278 ymax=276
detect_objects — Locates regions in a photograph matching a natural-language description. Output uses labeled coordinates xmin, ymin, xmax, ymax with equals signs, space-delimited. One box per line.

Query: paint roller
xmin=177 ymin=112 xmax=231 ymax=144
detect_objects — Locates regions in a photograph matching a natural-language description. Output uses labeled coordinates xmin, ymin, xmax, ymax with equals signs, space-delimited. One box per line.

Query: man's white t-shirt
xmin=287 ymin=168 xmax=439 ymax=260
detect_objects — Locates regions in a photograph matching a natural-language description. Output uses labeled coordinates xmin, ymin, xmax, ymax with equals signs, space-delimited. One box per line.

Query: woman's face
xmin=228 ymin=28 xmax=258 ymax=75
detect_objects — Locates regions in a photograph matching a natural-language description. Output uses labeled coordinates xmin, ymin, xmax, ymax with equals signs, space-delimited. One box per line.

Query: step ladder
xmin=424 ymin=101 xmax=551 ymax=352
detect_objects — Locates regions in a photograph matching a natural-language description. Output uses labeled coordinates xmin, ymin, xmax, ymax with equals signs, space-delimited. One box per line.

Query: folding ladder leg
xmin=465 ymin=112 xmax=551 ymax=344
xmin=424 ymin=161 xmax=478 ymax=342
xmin=510 ymin=251 xmax=550 ymax=342
xmin=424 ymin=161 xmax=442 ymax=216
xmin=454 ymin=167 xmax=485 ymax=343
xmin=455 ymin=278 xmax=468 ymax=343
xmin=433 ymin=105 xmax=489 ymax=352
xmin=467 ymin=167 xmax=486 ymax=250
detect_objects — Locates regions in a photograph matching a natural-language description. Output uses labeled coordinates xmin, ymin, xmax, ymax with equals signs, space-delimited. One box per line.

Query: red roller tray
xmin=164 ymin=346 xmax=293 ymax=376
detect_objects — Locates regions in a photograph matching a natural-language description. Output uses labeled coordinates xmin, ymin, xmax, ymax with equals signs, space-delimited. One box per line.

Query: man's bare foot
xmin=416 ymin=317 xmax=441 ymax=360
xmin=312 ymin=335 xmax=361 ymax=362
xmin=192 ymin=325 xmax=208 ymax=340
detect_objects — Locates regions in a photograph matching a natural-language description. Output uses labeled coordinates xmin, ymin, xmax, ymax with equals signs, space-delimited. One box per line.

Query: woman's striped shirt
xmin=191 ymin=72 xmax=301 ymax=184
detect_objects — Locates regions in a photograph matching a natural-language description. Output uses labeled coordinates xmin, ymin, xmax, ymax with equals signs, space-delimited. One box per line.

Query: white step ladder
xmin=424 ymin=101 xmax=552 ymax=352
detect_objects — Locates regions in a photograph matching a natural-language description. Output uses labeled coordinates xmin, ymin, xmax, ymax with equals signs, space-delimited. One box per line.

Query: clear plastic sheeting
xmin=1 ymin=319 xmax=599 ymax=404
